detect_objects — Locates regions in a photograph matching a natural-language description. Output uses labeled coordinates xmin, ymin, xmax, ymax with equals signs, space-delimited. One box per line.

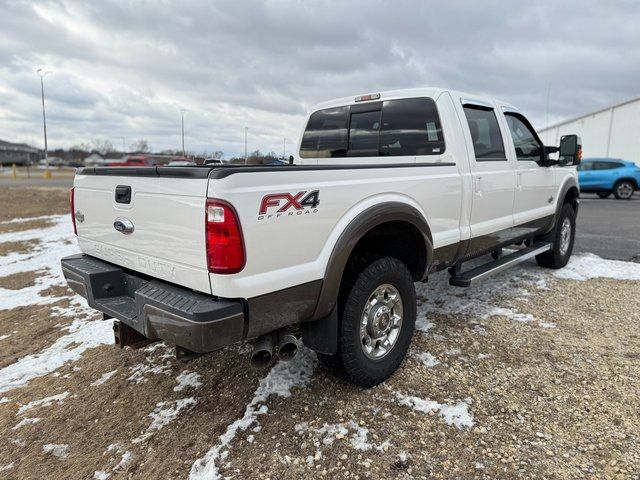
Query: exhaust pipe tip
xmin=250 ymin=333 xmax=276 ymax=369
xmin=277 ymin=333 xmax=298 ymax=362
xmin=250 ymin=349 xmax=273 ymax=369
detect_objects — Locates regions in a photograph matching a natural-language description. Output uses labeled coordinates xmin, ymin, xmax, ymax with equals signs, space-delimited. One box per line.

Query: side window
xmin=577 ymin=162 xmax=593 ymax=171
xmin=594 ymin=162 xmax=616 ymax=170
xmin=299 ymin=107 xmax=348 ymax=158
xmin=463 ymin=106 xmax=507 ymax=161
xmin=379 ymin=98 xmax=445 ymax=156
xmin=504 ymin=114 xmax=543 ymax=162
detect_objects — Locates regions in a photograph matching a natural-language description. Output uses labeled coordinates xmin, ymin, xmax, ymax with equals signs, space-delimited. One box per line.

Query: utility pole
xmin=283 ymin=137 xmax=286 ymax=158
xmin=122 ymin=136 xmax=126 ymax=153
xmin=181 ymin=109 xmax=186 ymax=157
xmin=37 ymin=68 xmax=52 ymax=179
xmin=244 ymin=126 xmax=248 ymax=164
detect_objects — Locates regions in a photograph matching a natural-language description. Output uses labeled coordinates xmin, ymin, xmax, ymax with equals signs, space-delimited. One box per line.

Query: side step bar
xmin=449 ymin=242 xmax=551 ymax=287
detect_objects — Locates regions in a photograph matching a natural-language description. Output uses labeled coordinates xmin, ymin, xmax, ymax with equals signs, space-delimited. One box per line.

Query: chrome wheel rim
xmin=360 ymin=284 xmax=403 ymax=360
xmin=617 ymin=183 xmax=633 ymax=199
xmin=559 ymin=217 xmax=572 ymax=256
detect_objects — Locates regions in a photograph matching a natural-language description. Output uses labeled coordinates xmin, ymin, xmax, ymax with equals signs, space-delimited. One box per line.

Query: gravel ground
xmin=0 ymin=189 xmax=639 ymax=480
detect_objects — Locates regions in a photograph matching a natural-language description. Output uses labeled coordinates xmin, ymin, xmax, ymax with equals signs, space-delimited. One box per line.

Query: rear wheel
xmin=321 ymin=256 xmax=416 ymax=387
xmin=535 ymin=203 xmax=576 ymax=269
xmin=613 ymin=180 xmax=635 ymax=200
xmin=596 ymin=192 xmax=611 ymax=199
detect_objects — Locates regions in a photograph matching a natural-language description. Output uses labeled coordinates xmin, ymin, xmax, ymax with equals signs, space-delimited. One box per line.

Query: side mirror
xmin=558 ymin=134 xmax=582 ymax=166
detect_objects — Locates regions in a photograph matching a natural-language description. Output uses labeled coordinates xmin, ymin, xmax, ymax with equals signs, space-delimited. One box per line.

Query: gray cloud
xmin=0 ymin=0 xmax=638 ymax=156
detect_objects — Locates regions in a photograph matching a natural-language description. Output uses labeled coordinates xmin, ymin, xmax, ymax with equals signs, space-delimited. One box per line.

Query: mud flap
xmin=301 ymin=307 xmax=338 ymax=355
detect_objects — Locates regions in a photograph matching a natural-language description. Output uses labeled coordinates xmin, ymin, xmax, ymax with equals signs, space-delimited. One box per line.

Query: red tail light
xmin=206 ymin=199 xmax=245 ymax=274
xmin=70 ymin=187 xmax=77 ymax=235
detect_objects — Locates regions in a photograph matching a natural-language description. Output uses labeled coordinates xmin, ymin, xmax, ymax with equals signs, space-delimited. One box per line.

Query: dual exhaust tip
xmin=250 ymin=332 xmax=298 ymax=369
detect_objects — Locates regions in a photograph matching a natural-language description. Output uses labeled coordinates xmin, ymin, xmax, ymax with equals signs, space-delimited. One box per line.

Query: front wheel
xmin=614 ymin=180 xmax=635 ymax=200
xmin=536 ymin=203 xmax=576 ymax=269
xmin=328 ymin=257 xmax=416 ymax=388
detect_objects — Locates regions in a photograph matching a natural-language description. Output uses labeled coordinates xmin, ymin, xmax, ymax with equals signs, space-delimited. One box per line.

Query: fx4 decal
xmin=258 ymin=190 xmax=320 ymax=220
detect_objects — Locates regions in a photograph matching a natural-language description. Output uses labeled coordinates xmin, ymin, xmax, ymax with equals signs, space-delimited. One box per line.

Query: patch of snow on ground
xmin=132 ymin=398 xmax=197 ymax=444
xmin=0 ymin=334 xmax=11 ymax=341
xmin=127 ymin=343 xmax=174 ymax=385
xmin=43 ymin=443 xmax=69 ymax=459
xmin=0 ymin=463 xmax=14 ymax=472
xmin=416 ymin=352 xmax=439 ymax=367
xmin=554 ymin=252 xmax=640 ymax=281
xmin=174 ymin=371 xmax=203 ymax=392
xmin=189 ymin=347 xmax=316 ymax=480
xmin=91 ymin=370 xmax=118 ymax=387
xmin=0 ymin=396 xmax=9 ymax=403
xmin=295 ymin=420 xmax=390 ymax=453
xmin=396 ymin=392 xmax=474 ymax=429
xmin=0 ymin=317 xmax=113 ymax=394
xmin=12 ymin=417 xmax=41 ymax=430
xmin=17 ymin=391 xmax=69 ymax=415
xmin=0 ymin=215 xmax=84 ymax=310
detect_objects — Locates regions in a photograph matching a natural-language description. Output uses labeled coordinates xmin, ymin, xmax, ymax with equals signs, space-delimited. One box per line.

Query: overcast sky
xmin=1 ymin=0 xmax=638 ymax=157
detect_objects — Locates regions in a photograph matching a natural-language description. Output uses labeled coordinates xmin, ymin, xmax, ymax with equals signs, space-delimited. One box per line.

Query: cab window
xmin=299 ymin=97 xmax=445 ymax=158
xmin=463 ymin=106 xmax=507 ymax=161
xmin=504 ymin=113 xmax=543 ymax=162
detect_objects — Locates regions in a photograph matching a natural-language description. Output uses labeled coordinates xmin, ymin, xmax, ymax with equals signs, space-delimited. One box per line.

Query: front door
xmin=502 ymin=112 xmax=556 ymax=235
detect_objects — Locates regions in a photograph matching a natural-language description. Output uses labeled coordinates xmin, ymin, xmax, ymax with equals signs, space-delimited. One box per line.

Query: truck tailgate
xmin=73 ymin=169 xmax=211 ymax=294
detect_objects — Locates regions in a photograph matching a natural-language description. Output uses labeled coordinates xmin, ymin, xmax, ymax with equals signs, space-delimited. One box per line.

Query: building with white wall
xmin=538 ymin=96 xmax=640 ymax=166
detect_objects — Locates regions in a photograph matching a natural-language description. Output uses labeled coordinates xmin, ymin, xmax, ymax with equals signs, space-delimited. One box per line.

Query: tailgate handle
xmin=115 ymin=185 xmax=131 ymax=204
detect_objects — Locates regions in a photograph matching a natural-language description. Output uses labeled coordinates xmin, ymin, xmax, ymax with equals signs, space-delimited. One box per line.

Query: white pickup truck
xmin=61 ymin=87 xmax=581 ymax=387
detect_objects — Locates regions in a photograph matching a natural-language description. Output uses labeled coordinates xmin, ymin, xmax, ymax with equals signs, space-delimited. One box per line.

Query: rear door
xmin=457 ymin=100 xmax=516 ymax=253
xmin=73 ymin=169 xmax=211 ymax=293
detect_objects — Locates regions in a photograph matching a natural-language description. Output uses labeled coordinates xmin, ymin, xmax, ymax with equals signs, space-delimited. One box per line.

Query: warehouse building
xmin=0 ymin=139 xmax=42 ymax=166
xmin=538 ymin=96 xmax=640 ymax=166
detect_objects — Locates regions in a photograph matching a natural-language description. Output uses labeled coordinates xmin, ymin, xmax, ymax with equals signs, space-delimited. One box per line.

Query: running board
xmin=449 ymin=242 xmax=551 ymax=287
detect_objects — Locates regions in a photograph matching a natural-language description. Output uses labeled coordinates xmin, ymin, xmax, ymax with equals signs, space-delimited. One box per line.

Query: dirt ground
xmin=1 ymin=189 xmax=639 ymax=480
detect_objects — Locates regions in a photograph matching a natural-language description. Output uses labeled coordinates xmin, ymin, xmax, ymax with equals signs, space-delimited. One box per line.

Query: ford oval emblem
xmin=113 ymin=217 xmax=135 ymax=235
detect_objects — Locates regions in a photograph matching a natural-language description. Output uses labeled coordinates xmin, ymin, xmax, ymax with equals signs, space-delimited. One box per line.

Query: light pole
xmin=37 ymin=68 xmax=51 ymax=178
xmin=181 ymin=109 xmax=186 ymax=157
xmin=244 ymin=126 xmax=248 ymax=164
xmin=283 ymin=137 xmax=286 ymax=158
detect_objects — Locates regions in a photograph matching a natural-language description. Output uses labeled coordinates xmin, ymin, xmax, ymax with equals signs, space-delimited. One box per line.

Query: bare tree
xmin=91 ymin=138 xmax=115 ymax=156
xmin=129 ymin=139 xmax=150 ymax=153
xmin=209 ymin=150 xmax=224 ymax=160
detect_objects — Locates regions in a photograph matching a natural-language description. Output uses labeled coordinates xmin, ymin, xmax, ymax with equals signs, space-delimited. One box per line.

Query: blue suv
xmin=577 ymin=158 xmax=640 ymax=199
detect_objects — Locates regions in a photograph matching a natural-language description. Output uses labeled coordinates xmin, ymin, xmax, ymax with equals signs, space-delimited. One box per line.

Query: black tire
xmin=596 ymin=192 xmax=611 ymax=199
xmin=535 ymin=203 xmax=576 ymax=269
xmin=613 ymin=180 xmax=635 ymax=200
xmin=330 ymin=256 xmax=416 ymax=388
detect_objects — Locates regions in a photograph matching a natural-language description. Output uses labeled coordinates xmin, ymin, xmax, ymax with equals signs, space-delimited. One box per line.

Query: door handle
xmin=516 ymin=172 xmax=523 ymax=191
xmin=474 ymin=176 xmax=482 ymax=197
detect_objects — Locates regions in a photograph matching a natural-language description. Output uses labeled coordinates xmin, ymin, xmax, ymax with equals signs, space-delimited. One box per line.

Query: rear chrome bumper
xmin=60 ymin=254 xmax=244 ymax=353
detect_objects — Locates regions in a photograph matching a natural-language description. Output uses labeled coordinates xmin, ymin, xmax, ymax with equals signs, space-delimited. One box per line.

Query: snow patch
xmin=416 ymin=352 xmax=439 ymax=367
xmin=132 ymin=398 xmax=197 ymax=444
xmin=396 ymin=392 xmax=474 ymax=429
xmin=0 ymin=334 xmax=11 ymax=341
xmin=127 ymin=344 xmax=174 ymax=385
xmin=91 ymin=370 xmax=118 ymax=387
xmin=12 ymin=417 xmax=41 ymax=430
xmin=0 ymin=463 xmax=15 ymax=472
xmin=0 ymin=317 xmax=113 ymax=394
xmin=174 ymin=371 xmax=203 ymax=392
xmin=555 ymin=252 xmax=640 ymax=281
xmin=295 ymin=420 xmax=390 ymax=452
xmin=189 ymin=347 xmax=316 ymax=480
xmin=17 ymin=391 xmax=69 ymax=415
xmin=43 ymin=443 xmax=69 ymax=459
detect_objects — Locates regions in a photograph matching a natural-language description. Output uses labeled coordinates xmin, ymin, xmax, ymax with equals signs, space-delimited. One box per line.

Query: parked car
xmin=62 ymin=87 xmax=581 ymax=387
xmin=577 ymin=158 xmax=640 ymax=199
xmin=167 ymin=160 xmax=196 ymax=166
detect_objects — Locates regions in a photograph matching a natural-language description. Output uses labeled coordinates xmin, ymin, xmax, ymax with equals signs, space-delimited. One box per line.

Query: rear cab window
xmin=299 ymin=97 xmax=445 ymax=159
